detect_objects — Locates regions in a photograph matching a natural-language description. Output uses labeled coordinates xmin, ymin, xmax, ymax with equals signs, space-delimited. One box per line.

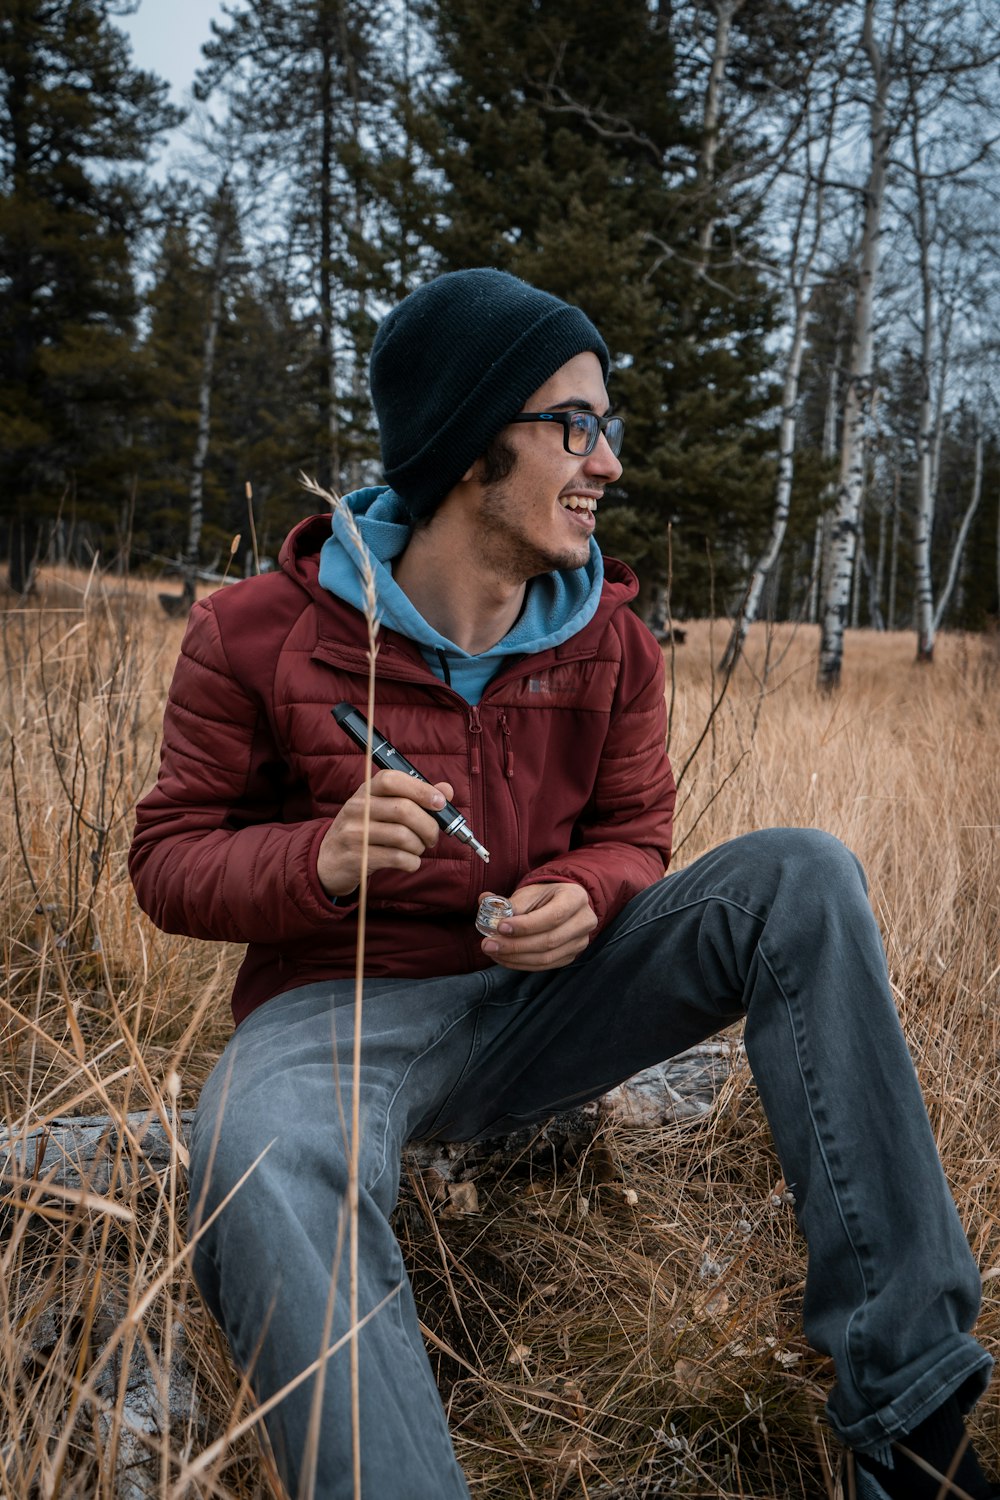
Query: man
xmin=130 ymin=269 xmax=993 ymax=1500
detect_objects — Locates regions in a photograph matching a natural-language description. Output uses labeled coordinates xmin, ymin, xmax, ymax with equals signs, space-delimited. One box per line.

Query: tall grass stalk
xmin=299 ymin=475 xmax=382 ymax=1499
xmin=1 ymin=565 xmax=997 ymax=1498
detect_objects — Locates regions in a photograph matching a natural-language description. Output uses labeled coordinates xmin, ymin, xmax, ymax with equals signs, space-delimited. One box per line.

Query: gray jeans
xmin=189 ymin=828 xmax=990 ymax=1499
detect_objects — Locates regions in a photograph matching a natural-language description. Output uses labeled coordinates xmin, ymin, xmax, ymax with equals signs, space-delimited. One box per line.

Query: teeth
xmin=560 ymin=495 xmax=597 ymax=511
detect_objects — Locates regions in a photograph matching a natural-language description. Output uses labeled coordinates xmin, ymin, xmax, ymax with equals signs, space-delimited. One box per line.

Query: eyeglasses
xmin=508 ymin=409 xmax=625 ymax=458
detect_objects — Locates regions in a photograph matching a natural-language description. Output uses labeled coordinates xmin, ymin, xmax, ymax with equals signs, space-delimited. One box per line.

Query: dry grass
xmin=1 ymin=568 xmax=998 ymax=1498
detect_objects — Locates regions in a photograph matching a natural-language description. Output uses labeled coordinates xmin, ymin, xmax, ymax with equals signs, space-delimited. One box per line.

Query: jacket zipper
xmin=467 ymin=707 xmax=487 ymax=906
xmin=468 ymin=705 xmax=482 ymax=775
xmin=498 ymin=711 xmax=514 ymax=778
xmin=496 ymin=709 xmax=521 ymax=874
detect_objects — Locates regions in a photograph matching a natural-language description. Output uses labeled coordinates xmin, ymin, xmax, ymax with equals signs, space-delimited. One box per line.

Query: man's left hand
xmin=479 ymin=882 xmax=597 ymax=971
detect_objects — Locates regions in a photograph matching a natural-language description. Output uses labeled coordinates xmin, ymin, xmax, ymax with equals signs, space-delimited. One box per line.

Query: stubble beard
xmin=473 ymin=479 xmax=592 ymax=584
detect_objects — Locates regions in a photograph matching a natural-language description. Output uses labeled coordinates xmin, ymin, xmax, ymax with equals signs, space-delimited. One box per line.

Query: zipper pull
xmin=468 ymin=706 xmax=482 ymax=775
xmin=498 ymin=710 xmax=514 ymax=778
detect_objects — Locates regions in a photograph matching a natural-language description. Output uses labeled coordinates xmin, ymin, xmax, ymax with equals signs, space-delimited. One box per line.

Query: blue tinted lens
xmin=565 ymin=412 xmax=598 ymax=452
xmin=605 ymin=417 xmax=625 ymax=456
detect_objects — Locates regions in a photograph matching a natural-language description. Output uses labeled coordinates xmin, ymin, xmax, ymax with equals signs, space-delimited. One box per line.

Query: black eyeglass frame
xmin=508 ymin=410 xmax=625 ymax=458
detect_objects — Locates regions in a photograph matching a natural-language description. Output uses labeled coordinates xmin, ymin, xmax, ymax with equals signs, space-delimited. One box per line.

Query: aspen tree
xmin=817 ymin=0 xmax=897 ymax=688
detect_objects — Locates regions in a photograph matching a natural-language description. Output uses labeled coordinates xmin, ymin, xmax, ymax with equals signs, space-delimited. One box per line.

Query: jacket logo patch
xmin=518 ymin=662 xmax=608 ymax=702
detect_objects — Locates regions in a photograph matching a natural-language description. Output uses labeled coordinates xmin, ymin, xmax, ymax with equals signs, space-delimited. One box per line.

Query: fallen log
xmin=0 ymin=1044 xmax=737 ymax=1495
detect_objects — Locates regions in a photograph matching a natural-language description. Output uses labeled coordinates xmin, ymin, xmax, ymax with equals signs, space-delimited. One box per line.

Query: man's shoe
xmin=852 ymin=1458 xmax=1000 ymax=1500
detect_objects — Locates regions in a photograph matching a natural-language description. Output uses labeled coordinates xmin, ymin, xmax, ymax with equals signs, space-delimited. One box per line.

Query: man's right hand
xmin=316 ymin=769 xmax=455 ymax=898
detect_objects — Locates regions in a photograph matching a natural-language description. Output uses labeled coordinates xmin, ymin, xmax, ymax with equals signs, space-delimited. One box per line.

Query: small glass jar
xmin=476 ymin=894 xmax=514 ymax=937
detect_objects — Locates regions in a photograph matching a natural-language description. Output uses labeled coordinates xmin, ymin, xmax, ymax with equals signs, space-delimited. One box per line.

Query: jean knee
xmin=741 ymin=826 xmax=868 ymax=904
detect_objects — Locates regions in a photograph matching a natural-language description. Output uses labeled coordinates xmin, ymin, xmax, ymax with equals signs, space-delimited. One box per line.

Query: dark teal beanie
xmin=369 ymin=268 xmax=610 ymax=520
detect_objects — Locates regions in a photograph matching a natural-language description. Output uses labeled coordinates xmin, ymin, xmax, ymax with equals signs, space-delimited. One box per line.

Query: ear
xmin=461 ymin=462 xmax=477 ymax=482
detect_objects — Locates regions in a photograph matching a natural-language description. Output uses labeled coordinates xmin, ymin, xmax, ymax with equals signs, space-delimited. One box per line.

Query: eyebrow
xmin=542 ymin=398 xmax=615 ymax=416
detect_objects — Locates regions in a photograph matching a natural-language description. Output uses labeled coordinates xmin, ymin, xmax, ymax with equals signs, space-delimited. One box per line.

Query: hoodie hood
xmin=315 ymin=485 xmax=605 ymax=705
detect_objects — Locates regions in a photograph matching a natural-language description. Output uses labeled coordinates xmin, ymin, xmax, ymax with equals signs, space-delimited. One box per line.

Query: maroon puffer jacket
xmin=129 ymin=516 xmax=675 ymax=1024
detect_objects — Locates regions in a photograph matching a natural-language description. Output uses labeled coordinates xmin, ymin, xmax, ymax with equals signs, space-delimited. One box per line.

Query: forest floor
xmin=1 ymin=565 xmax=998 ymax=1498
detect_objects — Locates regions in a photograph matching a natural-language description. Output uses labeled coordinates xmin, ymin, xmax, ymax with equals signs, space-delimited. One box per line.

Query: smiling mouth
xmin=559 ymin=495 xmax=598 ymax=515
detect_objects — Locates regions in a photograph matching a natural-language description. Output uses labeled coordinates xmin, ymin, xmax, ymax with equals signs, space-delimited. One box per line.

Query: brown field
xmin=1 ymin=567 xmax=998 ymax=1498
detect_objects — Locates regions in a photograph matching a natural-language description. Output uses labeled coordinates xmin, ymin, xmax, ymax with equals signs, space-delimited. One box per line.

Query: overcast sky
xmin=119 ymin=0 xmax=226 ymax=107
xmin=118 ymin=0 xmax=228 ymax=172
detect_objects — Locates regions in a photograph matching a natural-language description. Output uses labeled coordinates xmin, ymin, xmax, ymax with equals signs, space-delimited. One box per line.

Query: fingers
xmin=479 ymin=882 xmax=596 ymax=971
xmin=317 ymin=771 xmax=455 ymax=896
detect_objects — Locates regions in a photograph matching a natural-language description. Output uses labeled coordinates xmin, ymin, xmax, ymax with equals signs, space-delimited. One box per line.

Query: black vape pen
xmin=331 ymin=702 xmax=490 ymax=864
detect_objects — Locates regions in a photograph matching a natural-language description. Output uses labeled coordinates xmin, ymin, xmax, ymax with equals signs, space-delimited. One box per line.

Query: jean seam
xmin=371 ymin=987 xmax=486 ymax=1194
xmin=404 ymin=1008 xmax=486 ymax=1150
xmin=594 ymin=890 xmax=767 ymax=950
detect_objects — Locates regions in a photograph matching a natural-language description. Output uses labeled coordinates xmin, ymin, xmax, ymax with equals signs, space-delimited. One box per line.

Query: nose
xmin=585 ymin=431 xmax=623 ymax=483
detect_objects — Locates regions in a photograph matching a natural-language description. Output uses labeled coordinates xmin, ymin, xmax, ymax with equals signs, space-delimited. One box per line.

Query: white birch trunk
xmin=180 ymin=219 xmax=230 ymax=609
xmin=720 ymin=291 xmax=809 ymax=667
xmin=932 ymin=425 xmax=984 ymax=634
xmin=910 ymin=108 xmax=938 ymax=661
xmin=812 ymin=322 xmax=844 ymax=626
xmin=818 ymin=0 xmax=894 ymax=688
xmin=720 ymin=89 xmax=837 ymax=669
xmin=693 ymin=0 xmax=745 ymax=273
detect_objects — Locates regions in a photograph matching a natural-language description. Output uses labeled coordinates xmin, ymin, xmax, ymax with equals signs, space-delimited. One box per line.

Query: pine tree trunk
xmin=888 ymin=471 xmax=901 ymax=630
xmin=807 ymin=514 xmax=824 ymax=624
xmin=873 ymin=496 xmax=887 ymax=625
xmin=318 ymin=17 xmax=341 ymax=494
xmin=341 ymin=4 xmax=367 ymax=497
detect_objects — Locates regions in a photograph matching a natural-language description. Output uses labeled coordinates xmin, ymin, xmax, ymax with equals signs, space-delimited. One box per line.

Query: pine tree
xmin=405 ymin=0 xmax=780 ymax=614
xmin=0 ymin=0 xmax=180 ymax=588
xmin=137 ymin=194 xmax=317 ymax=578
xmin=195 ymin=0 xmax=391 ymax=497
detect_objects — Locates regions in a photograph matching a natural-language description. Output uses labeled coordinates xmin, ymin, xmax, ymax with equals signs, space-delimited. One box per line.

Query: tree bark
xmin=873 ymin=492 xmax=887 ymax=624
xmin=818 ymin=0 xmax=895 ymax=688
xmin=887 ymin=467 xmax=901 ymax=629
xmin=851 ymin=490 xmax=865 ymax=629
xmin=693 ymin=0 xmax=745 ymax=273
xmin=318 ymin=11 xmax=341 ymax=494
xmin=807 ymin=513 xmax=824 ymax=624
xmin=719 ymin=82 xmax=838 ymax=670
xmin=181 ymin=216 xmax=230 ymax=610
xmin=910 ymin=105 xmax=938 ymax=661
xmin=932 ymin=424 xmax=984 ymax=634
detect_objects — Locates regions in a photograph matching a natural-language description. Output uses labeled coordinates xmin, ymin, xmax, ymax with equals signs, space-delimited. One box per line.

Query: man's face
xmin=470 ymin=352 xmax=622 ymax=583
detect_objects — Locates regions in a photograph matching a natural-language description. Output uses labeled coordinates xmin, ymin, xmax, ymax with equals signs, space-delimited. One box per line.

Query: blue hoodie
xmin=317 ymin=486 xmax=604 ymax=706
